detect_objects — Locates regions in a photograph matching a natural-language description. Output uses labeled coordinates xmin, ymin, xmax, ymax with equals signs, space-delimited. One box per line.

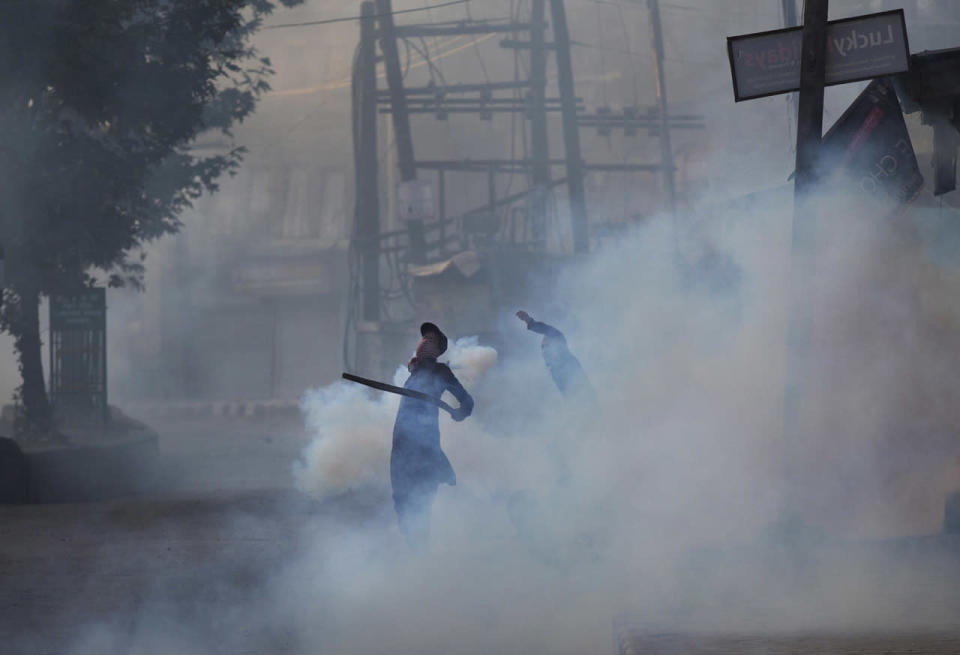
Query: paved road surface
xmin=0 ymin=490 xmax=323 ymax=654
xmin=619 ymin=632 xmax=960 ymax=654
xmin=4 ymin=415 xmax=960 ymax=654
xmin=0 ymin=415 xmax=375 ymax=655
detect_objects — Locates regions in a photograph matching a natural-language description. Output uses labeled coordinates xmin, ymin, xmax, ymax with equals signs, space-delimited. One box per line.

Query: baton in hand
xmin=342 ymin=373 xmax=457 ymax=417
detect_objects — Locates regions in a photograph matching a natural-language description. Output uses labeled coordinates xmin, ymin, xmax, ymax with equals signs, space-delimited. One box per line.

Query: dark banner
xmin=821 ymin=78 xmax=923 ymax=205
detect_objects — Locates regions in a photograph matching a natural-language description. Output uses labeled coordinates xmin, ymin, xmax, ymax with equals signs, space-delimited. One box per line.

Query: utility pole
xmin=794 ymin=0 xmax=828 ymax=195
xmin=550 ymin=0 xmax=590 ymax=254
xmin=375 ymin=0 xmax=427 ymax=263
xmin=782 ymin=0 xmax=829 ymax=522
xmin=358 ymin=0 xmax=703 ymax=299
xmin=647 ymin=0 xmax=677 ymax=218
xmin=529 ymin=0 xmax=551 ymax=244
xmin=781 ymin=0 xmax=800 ymax=131
xmin=357 ymin=2 xmax=380 ymax=321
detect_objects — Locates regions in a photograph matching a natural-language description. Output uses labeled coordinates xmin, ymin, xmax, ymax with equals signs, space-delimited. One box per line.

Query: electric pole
xmin=550 ymin=0 xmax=590 ymax=254
xmin=529 ymin=0 xmax=551 ymax=244
xmin=357 ymin=2 xmax=380 ymax=321
xmin=781 ymin=0 xmax=800 ymax=119
xmin=794 ymin=0 xmax=828 ymax=195
xmin=376 ymin=0 xmax=427 ymax=264
xmin=783 ymin=0 xmax=829 ymax=522
xmin=647 ymin=0 xmax=677 ymax=219
xmin=350 ymin=0 xmax=704 ymax=338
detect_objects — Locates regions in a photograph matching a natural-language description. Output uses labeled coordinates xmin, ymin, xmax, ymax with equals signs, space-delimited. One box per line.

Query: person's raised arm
xmin=516 ymin=310 xmax=564 ymax=340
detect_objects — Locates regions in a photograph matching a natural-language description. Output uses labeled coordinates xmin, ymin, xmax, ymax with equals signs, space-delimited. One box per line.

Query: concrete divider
xmin=123 ymin=399 xmax=301 ymax=422
xmin=0 ymin=437 xmax=28 ymax=503
xmin=0 ymin=406 xmax=161 ymax=503
xmin=947 ymin=492 xmax=960 ymax=534
xmin=24 ymin=432 xmax=159 ymax=503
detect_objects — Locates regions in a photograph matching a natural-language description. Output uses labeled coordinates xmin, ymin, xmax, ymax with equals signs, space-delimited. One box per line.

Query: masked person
xmin=516 ymin=310 xmax=594 ymax=400
xmin=391 ymin=322 xmax=473 ymax=543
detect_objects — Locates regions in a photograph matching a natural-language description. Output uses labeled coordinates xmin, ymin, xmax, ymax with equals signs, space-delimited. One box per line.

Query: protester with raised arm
xmin=516 ymin=310 xmax=594 ymax=400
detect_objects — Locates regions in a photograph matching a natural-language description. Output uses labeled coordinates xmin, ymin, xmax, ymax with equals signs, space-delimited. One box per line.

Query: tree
xmin=0 ymin=0 xmax=301 ymax=434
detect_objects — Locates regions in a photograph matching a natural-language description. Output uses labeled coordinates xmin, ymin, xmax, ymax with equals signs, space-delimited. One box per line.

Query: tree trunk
xmin=12 ymin=287 xmax=52 ymax=433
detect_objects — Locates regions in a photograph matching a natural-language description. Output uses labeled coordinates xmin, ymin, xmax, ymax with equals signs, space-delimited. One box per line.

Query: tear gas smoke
xmin=49 ymin=182 xmax=960 ymax=655
xmin=282 ymin=184 xmax=960 ymax=655
xmin=26 ymin=2 xmax=960 ymax=652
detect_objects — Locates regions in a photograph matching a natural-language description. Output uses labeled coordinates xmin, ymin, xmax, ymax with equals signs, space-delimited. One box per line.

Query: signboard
xmin=727 ymin=10 xmax=910 ymax=102
xmin=49 ymin=288 xmax=107 ymax=426
xmin=821 ymin=78 xmax=923 ymax=204
xmin=50 ymin=289 xmax=106 ymax=330
xmin=396 ymin=179 xmax=436 ymax=222
xmin=0 ymin=244 xmax=4 ymax=312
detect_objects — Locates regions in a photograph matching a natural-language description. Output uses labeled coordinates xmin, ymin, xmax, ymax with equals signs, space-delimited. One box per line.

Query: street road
xmin=0 ymin=415 xmax=380 ymax=655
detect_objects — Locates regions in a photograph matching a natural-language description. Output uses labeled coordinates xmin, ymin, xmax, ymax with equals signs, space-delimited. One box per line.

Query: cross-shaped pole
xmin=782 ymin=0 xmax=829 ymax=523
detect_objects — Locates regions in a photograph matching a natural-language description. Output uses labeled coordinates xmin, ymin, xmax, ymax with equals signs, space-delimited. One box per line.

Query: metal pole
xmin=647 ymin=0 xmax=677 ymax=218
xmin=782 ymin=0 xmax=829 ymax=522
xmin=549 ymin=0 xmax=589 ymax=254
xmin=529 ymin=0 xmax=551 ymax=243
xmin=375 ymin=0 xmax=427 ymax=263
xmin=487 ymin=165 xmax=497 ymax=219
xmin=438 ymin=170 xmax=446 ymax=223
xmin=794 ymin=0 xmax=828 ymax=195
xmin=781 ymin=0 xmax=800 ymax=120
xmin=358 ymin=2 xmax=381 ymax=321
xmin=101 ymin=291 xmax=108 ymax=426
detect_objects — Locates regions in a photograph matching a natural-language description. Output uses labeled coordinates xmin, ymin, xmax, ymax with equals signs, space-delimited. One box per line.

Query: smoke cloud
xmin=41 ymin=176 xmax=960 ymax=655
xmin=276 ymin=183 xmax=960 ymax=655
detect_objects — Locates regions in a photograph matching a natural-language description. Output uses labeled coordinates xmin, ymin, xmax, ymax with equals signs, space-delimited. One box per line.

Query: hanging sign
xmin=821 ymin=77 xmax=923 ymax=204
xmin=727 ymin=9 xmax=910 ymax=102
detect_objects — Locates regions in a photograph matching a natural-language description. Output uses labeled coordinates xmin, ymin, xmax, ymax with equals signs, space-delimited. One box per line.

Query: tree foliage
xmin=0 ymin=0 xmax=301 ymax=431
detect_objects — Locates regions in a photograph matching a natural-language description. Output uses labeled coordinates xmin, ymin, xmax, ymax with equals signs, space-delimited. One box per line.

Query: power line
xmin=263 ymin=0 xmax=470 ymax=30
xmin=570 ymin=38 xmax=709 ymax=66
xmin=463 ymin=1 xmax=492 ymax=84
xmin=614 ymin=2 xmax=639 ymax=106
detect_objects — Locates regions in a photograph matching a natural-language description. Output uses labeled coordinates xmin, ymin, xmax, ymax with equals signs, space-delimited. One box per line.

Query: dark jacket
xmin=391 ymin=359 xmax=473 ymax=492
xmin=527 ymin=320 xmax=594 ymax=399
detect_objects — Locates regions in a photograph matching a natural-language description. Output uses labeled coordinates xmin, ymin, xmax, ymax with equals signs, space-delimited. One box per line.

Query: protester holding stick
xmin=388 ymin=322 xmax=473 ymax=543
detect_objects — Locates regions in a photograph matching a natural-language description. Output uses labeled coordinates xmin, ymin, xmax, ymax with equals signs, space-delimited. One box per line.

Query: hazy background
xmin=3 ymin=2 xmax=960 ymax=654
xmin=3 ymin=0 xmax=958 ymax=409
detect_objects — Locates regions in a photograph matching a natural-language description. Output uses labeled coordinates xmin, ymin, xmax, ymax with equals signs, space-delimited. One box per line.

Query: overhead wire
xmin=403 ymin=36 xmax=449 ymax=88
xmin=594 ymin=1 xmax=610 ymax=110
xmin=503 ymin=0 xmax=521 ymax=202
xmin=605 ymin=2 xmax=638 ymax=222
xmin=463 ymin=1 xmax=492 ymax=84
xmin=419 ymin=0 xmax=450 ymax=86
xmin=570 ymin=38 xmax=709 ymax=66
xmin=263 ymin=0 xmax=471 ymax=30
xmin=614 ymin=2 xmax=640 ymax=107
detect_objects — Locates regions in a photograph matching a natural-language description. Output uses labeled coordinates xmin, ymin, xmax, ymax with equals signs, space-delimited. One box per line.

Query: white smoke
xmin=293 ymin=381 xmax=396 ymax=500
xmin=278 ymin=183 xmax=960 ymax=655
xmin=49 ymin=186 xmax=960 ymax=655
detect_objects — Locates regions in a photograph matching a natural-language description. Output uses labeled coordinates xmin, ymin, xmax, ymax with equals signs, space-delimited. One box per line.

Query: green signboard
xmin=50 ymin=289 xmax=106 ymax=331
